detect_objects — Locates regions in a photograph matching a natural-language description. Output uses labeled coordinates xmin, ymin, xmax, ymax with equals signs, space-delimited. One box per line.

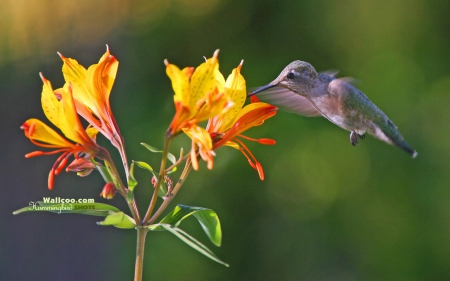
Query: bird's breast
xmin=310 ymin=93 xmax=368 ymax=133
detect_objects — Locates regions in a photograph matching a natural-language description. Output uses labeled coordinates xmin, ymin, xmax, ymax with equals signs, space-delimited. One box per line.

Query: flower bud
xmin=66 ymin=157 xmax=96 ymax=177
xmin=100 ymin=182 xmax=116 ymax=199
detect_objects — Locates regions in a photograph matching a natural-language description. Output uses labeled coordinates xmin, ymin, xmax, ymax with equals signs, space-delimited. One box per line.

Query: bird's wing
xmin=320 ymin=70 xmax=339 ymax=77
xmin=252 ymin=86 xmax=322 ymax=117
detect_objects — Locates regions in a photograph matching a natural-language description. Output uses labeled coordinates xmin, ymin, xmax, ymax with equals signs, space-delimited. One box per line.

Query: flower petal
xmin=189 ymin=50 xmax=220 ymax=109
xmin=40 ymin=74 xmax=62 ymax=129
xmin=213 ymin=102 xmax=277 ymax=149
xmin=56 ymin=85 xmax=91 ymax=145
xmin=233 ymin=102 xmax=277 ymax=134
xmin=85 ymin=49 xmax=118 ymax=115
xmin=21 ymin=118 xmax=74 ymax=148
xmin=220 ymin=61 xmax=246 ymax=130
xmin=97 ymin=47 xmax=118 ymax=102
xmin=59 ymin=54 xmax=97 ymax=114
xmin=183 ymin=125 xmax=213 ymax=150
xmin=166 ymin=62 xmax=193 ymax=106
xmin=40 ymin=74 xmax=89 ymax=146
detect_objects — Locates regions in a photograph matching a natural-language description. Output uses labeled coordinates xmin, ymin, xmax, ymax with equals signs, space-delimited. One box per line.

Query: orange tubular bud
xmin=100 ymin=182 xmax=116 ymax=199
xmin=55 ymin=157 xmax=68 ymax=175
xmin=25 ymin=151 xmax=44 ymax=158
xmin=191 ymin=144 xmax=199 ymax=170
xmin=48 ymin=170 xmax=55 ymax=190
xmin=258 ymin=138 xmax=276 ymax=145
xmin=255 ymin=162 xmax=264 ymax=180
xmin=247 ymin=159 xmax=256 ymax=169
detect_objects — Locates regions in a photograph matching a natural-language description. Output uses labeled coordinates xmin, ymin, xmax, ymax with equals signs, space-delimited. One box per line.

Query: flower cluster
xmin=18 ymin=47 xmax=280 ymax=279
xmin=165 ymin=50 xmax=277 ymax=179
xmin=21 ymin=46 xmax=120 ymax=190
xmin=21 ymin=47 xmax=277 ymax=192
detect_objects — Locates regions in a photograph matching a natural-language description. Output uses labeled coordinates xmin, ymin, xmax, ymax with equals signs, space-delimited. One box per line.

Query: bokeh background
xmin=2 ymin=0 xmax=450 ymax=280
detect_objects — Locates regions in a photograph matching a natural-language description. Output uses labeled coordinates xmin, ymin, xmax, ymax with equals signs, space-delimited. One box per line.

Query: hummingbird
xmin=248 ymin=60 xmax=418 ymax=158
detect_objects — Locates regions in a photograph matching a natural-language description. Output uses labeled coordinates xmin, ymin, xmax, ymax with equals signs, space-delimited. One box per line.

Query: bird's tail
xmin=395 ymin=139 xmax=418 ymax=159
xmin=379 ymin=120 xmax=418 ymax=158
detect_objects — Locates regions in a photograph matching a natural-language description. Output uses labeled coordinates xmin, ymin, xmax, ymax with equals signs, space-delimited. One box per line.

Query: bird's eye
xmin=286 ymin=72 xmax=295 ymax=79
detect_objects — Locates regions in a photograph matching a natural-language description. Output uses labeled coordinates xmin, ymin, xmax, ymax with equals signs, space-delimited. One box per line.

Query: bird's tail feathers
xmin=391 ymin=137 xmax=418 ymax=158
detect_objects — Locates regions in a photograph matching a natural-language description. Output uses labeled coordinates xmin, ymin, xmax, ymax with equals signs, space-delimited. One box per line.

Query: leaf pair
xmin=13 ymin=202 xmax=227 ymax=266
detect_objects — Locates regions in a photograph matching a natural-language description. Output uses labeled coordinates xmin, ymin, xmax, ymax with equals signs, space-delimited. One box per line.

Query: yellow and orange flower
xmin=206 ymin=62 xmax=277 ymax=179
xmin=21 ymin=74 xmax=102 ymax=190
xmin=209 ymin=95 xmax=277 ymax=180
xmin=165 ymin=50 xmax=234 ymax=138
xmin=58 ymin=45 xmax=122 ymax=150
xmin=166 ymin=54 xmax=278 ymax=178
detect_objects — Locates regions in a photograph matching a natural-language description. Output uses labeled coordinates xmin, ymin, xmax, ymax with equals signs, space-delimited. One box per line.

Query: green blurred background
xmin=2 ymin=0 xmax=450 ymax=280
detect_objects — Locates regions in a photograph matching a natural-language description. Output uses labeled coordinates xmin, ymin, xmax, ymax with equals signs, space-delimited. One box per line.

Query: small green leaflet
xmin=97 ymin=212 xmax=136 ymax=229
xmin=133 ymin=160 xmax=167 ymax=197
xmin=128 ymin=162 xmax=138 ymax=191
xmin=149 ymin=204 xmax=222 ymax=247
xmin=133 ymin=161 xmax=155 ymax=174
xmin=140 ymin=142 xmax=177 ymax=172
xmin=96 ymin=163 xmax=114 ymax=183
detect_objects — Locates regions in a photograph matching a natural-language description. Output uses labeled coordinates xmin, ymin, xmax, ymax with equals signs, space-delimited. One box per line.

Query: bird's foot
xmin=350 ymin=131 xmax=358 ymax=146
xmin=350 ymin=131 xmax=365 ymax=146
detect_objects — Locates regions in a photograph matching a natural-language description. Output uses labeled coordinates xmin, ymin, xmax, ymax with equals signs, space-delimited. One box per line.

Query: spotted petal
xmin=189 ymin=50 xmax=220 ymax=110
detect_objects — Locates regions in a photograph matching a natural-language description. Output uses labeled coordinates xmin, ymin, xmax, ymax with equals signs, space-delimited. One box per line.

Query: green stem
xmin=119 ymin=142 xmax=130 ymax=181
xmin=134 ymin=227 xmax=149 ymax=281
xmin=148 ymin=158 xmax=192 ymax=224
xmin=100 ymin=147 xmax=142 ymax=225
xmin=165 ymin=153 xmax=190 ymax=173
xmin=142 ymin=136 xmax=173 ymax=224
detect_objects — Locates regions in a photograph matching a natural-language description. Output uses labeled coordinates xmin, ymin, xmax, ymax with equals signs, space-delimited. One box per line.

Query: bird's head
xmin=249 ymin=60 xmax=318 ymax=97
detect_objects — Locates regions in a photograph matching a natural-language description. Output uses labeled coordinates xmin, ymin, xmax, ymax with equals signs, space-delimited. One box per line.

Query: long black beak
xmin=247 ymin=83 xmax=277 ymax=97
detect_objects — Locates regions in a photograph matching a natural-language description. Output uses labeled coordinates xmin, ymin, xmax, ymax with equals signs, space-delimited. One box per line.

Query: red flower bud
xmin=100 ymin=182 xmax=116 ymax=199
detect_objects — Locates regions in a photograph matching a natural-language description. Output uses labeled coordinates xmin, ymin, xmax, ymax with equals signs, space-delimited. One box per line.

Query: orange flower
xmin=185 ymin=60 xmax=278 ymax=178
xmin=21 ymin=74 xmax=102 ymax=189
xmin=210 ymin=95 xmax=277 ymax=180
xmin=165 ymin=50 xmax=234 ymax=137
xmin=57 ymin=45 xmax=122 ymax=149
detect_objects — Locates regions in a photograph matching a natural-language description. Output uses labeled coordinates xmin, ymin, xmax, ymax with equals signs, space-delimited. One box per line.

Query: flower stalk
xmin=148 ymin=158 xmax=192 ymax=224
xmin=142 ymin=135 xmax=174 ymax=225
xmin=134 ymin=227 xmax=149 ymax=281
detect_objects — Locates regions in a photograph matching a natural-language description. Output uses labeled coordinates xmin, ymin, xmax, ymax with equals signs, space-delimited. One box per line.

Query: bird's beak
xmin=247 ymin=83 xmax=277 ymax=97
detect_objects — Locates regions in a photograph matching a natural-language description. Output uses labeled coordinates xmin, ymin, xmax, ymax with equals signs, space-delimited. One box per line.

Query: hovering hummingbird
xmin=249 ymin=60 xmax=418 ymax=158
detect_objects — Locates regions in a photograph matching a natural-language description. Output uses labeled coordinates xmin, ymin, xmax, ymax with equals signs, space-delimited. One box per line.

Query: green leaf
xmin=158 ymin=224 xmax=229 ymax=267
xmin=133 ymin=161 xmax=155 ymax=174
xmin=97 ymin=212 xmax=136 ymax=229
xmin=133 ymin=160 xmax=167 ymax=197
xmin=140 ymin=142 xmax=163 ymax=153
xmin=13 ymin=202 xmax=121 ymax=217
xmin=140 ymin=143 xmax=177 ymax=171
xmin=153 ymin=204 xmax=222 ymax=247
xmin=97 ymin=163 xmax=114 ymax=183
xmin=128 ymin=162 xmax=138 ymax=191
xmin=167 ymin=165 xmax=177 ymax=174
xmin=167 ymin=153 xmax=177 ymax=165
